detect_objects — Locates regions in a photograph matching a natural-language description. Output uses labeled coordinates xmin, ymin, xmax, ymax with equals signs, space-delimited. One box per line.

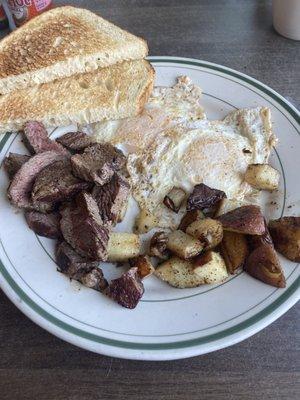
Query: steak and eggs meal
xmin=1 ymin=6 xmax=299 ymax=309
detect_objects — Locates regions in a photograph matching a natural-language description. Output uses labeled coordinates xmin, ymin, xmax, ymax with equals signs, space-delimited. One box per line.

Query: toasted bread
xmin=0 ymin=59 xmax=154 ymax=133
xmin=0 ymin=6 xmax=148 ymax=94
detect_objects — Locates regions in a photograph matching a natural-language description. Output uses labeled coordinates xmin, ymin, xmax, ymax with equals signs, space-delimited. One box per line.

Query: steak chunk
xmin=187 ymin=183 xmax=226 ymax=213
xmin=71 ymin=143 xmax=126 ymax=185
xmin=56 ymin=241 xmax=107 ymax=291
xmin=25 ymin=210 xmax=61 ymax=239
xmin=92 ymin=173 xmax=130 ymax=226
xmin=60 ymin=192 xmax=110 ymax=261
xmin=106 ymin=267 xmax=144 ymax=309
xmin=7 ymin=151 xmax=65 ymax=209
xmin=56 ymin=131 xmax=94 ymax=152
xmin=3 ymin=153 xmax=31 ymax=180
xmin=23 ymin=121 xmax=68 ymax=155
xmin=31 ymin=159 xmax=90 ymax=204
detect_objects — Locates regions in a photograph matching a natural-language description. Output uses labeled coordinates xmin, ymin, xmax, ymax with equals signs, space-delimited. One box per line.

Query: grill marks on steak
xmin=71 ymin=143 xmax=126 ymax=185
xmin=92 ymin=173 xmax=130 ymax=226
xmin=31 ymin=159 xmax=91 ymax=204
xmin=56 ymin=131 xmax=94 ymax=152
xmin=56 ymin=241 xmax=107 ymax=291
xmin=60 ymin=192 xmax=110 ymax=261
xmin=25 ymin=210 xmax=61 ymax=239
xmin=7 ymin=151 xmax=66 ymax=209
xmin=23 ymin=121 xmax=68 ymax=155
xmin=3 ymin=153 xmax=31 ymax=180
xmin=106 ymin=267 xmax=144 ymax=309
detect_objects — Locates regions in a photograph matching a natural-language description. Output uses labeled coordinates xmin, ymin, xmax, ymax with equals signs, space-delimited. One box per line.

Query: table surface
xmin=0 ymin=1 xmax=299 ymax=399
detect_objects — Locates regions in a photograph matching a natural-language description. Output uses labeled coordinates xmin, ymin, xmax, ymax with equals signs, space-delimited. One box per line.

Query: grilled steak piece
xmin=106 ymin=267 xmax=144 ymax=309
xmin=32 ymin=159 xmax=90 ymax=204
xmin=92 ymin=173 xmax=130 ymax=226
xmin=3 ymin=153 xmax=31 ymax=180
xmin=71 ymin=143 xmax=126 ymax=185
xmin=60 ymin=192 xmax=110 ymax=261
xmin=25 ymin=210 xmax=61 ymax=239
xmin=23 ymin=121 xmax=68 ymax=155
xmin=7 ymin=151 xmax=65 ymax=209
xmin=56 ymin=241 xmax=107 ymax=291
xmin=56 ymin=241 xmax=99 ymax=278
xmin=56 ymin=131 xmax=94 ymax=152
xmin=187 ymin=183 xmax=226 ymax=213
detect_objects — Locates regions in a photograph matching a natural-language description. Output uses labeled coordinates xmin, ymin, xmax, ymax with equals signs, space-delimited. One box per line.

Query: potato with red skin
xmin=178 ymin=210 xmax=205 ymax=232
xmin=244 ymin=245 xmax=286 ymax=288
xmin=163 ymin=187 xmax=186 ymax=213
xmin=220 ymin=231 xmax=248 ymax=274
xmin=268 ymin=217 xmax=300 ymax=262
xmin=217 ymin=205 xmax=265 ymax=235
xmin=149 ymin=231 xmax=169 ymax=259
xmin=187 ymin=183 xmax=226 ymax=212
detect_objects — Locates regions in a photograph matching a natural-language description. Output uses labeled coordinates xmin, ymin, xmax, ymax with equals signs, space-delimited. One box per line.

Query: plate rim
xmin=0 ymin=56 xmax=299 ymax=360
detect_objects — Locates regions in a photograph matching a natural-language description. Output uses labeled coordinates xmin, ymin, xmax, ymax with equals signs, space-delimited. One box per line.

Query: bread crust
xmin=0 ymin=60 xmax=154 ymax=133
xmin=0 ymin=6 xmax=148 ymax=94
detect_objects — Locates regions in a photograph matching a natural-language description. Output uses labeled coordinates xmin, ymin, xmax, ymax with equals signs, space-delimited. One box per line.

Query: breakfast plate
xmin=0 ymin=56 xmax=299 ymax=360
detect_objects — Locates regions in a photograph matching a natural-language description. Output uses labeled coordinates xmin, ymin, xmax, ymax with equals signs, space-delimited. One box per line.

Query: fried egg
xmin=90 ymin=77 xmax=276 ymax=229
xmin=127 ymin=107 xmax=275 ymax=228
xmin=91 ymin=76 xmax=206 ymax=153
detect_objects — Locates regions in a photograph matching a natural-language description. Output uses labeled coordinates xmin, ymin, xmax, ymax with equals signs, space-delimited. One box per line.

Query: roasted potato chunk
xmin=217 ymin=205 xmax=265 ymax=235
xmin=107 ymin=233 xmax=141 ymax=262
xmin=149 ymin=231 xmax=169 ymax=259
xmin=247 ymin=219 xmax=273 ymax=251
xmin=245 ymin=164 xmax=280 ymax=191
xmin=129 ymin=255 xmax=155 ymax=279
xmin=178 ymin=209 xmax=205 ymax=232
xmin=193 ymin=251 xmax=228 ymax=284
xmin=155 ymin=257 xmax=205 ymax=288
xmin=134 ymin=208 xmax=159 ymax=234
xmin=268 ymin=217 xmax=300 ymax=262
xmin=220 ymin=231 xmax=249 ymax=274
xmin=244 ymin=245 xmax=286 ymax=288
xmin=186 ymin=218 xmax=223 ymax=249
xmin=215 ymin=198 xmax=246 ymax=217
xmin=163 ymin=187 xmax=186 ymax=213
xmin=167 ymin=230 xmax=203 ymax=259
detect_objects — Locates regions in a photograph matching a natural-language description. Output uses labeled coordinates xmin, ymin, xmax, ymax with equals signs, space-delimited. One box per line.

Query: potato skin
xmin=149 ymin=231 xmax=169 ymax=259
xmin=178 ymin=210 xmax=205 ymax=232
xmin=220 ymin=231 xmax=249 ymax=274
xmin=247 ymin=219 xmax=273 ymax=251
xmin=268 ymin=217 xmax=300 ymax=262
xmin=186 ymin=218 xmax=223 ymax=249
xmin=244 ymin=245 xmax=286 ymax=288
xmin=217 ymin=205 xmax=265 ymax=235
xmin=245 ymin=164 xmax=280 ymax=191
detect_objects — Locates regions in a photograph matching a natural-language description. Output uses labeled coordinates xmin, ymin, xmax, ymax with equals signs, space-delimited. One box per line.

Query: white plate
xmin=0 ymin=57 xmax=299 ymax=361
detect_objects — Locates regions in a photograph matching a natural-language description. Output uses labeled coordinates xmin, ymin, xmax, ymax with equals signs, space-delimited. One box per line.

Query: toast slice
xmin=0 ymin=59 xmax=154 ymax=133
xmin=0 ymin=6 xmax=148 ymax=94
